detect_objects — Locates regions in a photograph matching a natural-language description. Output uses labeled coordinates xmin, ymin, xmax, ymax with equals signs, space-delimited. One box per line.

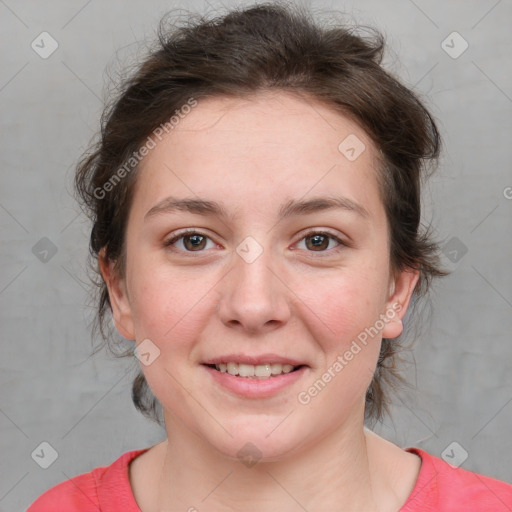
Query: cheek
xmin=298 ymin=276 xmax=384 ymax=411
xmin=300 ymin=266 xmax=387 ymax=351
xmin=129 ymin=268 xmax=215 ymax=412
xmin=129 ymin=264 xmax=216 ymax=346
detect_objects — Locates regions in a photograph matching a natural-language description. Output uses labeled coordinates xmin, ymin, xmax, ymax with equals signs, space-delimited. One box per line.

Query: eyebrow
xmin=144 ymin=195 xmax=370 ymax=222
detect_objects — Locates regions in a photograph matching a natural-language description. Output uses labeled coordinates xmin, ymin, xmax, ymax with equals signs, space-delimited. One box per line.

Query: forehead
xmin=162 ymin=90 xmax=373 ymax=152
xmin=131 ymin=90 xmax=382 ymax=221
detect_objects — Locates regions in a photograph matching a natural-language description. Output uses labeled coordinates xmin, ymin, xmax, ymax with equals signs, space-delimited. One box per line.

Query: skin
xmin=100 ymin=90 xmax=422 ymax=511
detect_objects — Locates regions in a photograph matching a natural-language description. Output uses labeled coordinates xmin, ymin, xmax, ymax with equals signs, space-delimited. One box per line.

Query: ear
xmin=381 ymin=268 xmax=420 ymax=339
xmin=98 ymin=248 xmax=135 ymax=340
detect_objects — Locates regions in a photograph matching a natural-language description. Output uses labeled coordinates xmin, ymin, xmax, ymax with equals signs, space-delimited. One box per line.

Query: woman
xmin=27 ymin=2 xmax=512 ymax=511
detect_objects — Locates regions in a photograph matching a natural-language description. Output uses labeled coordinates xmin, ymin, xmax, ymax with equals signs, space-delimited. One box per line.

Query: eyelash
xmin=163 ymin=228 xmax=347 ymax=256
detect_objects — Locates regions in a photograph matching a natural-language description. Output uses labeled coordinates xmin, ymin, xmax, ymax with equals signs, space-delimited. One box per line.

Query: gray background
xmin=1 ymin=0 xmax=511 ymax=510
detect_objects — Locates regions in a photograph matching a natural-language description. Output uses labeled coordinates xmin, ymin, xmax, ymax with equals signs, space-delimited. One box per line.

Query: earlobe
xmin=98 ymin=248 xmax=135 ymax=340
xmin=381 ymin=269 xmax=420 ymax=339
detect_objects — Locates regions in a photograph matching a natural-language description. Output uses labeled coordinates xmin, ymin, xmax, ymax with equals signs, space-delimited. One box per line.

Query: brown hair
xmin=74 ymin=1 xmax=449 ymax=427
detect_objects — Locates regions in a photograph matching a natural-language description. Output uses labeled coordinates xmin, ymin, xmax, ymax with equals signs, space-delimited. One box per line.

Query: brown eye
xmin=297 ymin=231 xmax=345 ymax=253
xmin=305 ymin=233 xmax=330 ymax=251
xmin=182 ymin=234 xmax=207 ymax=251
xmin=164 ymin=231 xmax=214 ymax=252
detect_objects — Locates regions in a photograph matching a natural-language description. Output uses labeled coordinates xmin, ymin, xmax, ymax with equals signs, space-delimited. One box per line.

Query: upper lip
xmin=202 ymin=353 xmax=308 ymax=367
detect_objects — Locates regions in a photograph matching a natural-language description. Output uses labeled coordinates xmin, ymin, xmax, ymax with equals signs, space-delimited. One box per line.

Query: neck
xmin=150 ymin=406 xmax=399 ymax=511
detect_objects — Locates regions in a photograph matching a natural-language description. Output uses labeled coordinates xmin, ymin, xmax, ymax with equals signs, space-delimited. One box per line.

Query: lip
xmin=203 ymin=364 xmax=309 ymax=399
xmin=202 ymin=353 xmax=308 ymax=366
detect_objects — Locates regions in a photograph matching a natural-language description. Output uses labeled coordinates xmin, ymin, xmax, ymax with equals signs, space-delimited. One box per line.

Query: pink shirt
xmin=27 ymin=447 xmax=512 ymax=511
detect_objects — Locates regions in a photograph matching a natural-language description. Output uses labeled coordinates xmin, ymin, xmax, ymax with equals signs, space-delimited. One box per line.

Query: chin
xmin=204 ymin=418 xmax=310 ymax=464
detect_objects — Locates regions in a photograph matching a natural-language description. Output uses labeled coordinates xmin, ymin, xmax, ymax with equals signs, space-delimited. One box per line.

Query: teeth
xmin=255 ymin=364 xmax=272 ymax=377
xmin=227 ymin=362 xmax=238 ymax=375
xmin=214 ymin=362 xmax=297 ymax=378
xmin=238 ymin=363 xmax=255 ymax=377
xmin=271 ymin=363 xmax=286 ymax=375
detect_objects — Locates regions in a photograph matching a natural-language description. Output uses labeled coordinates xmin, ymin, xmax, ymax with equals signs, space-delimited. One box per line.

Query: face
xmin=101 ymin=91 xmax=418 ymax=461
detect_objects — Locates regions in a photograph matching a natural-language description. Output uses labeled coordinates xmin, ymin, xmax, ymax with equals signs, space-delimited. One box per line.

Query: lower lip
xmin=202 ymin=365 xmax=308 ymax=399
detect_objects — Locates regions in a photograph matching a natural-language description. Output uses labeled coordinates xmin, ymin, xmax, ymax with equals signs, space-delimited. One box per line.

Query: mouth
xmin=202 ymin=361 xmax=309 ymax=399
xmin=201 ymin=354 xmax=310 ymax=397
xmin=203 ymin=362 xmax=307 ymax=379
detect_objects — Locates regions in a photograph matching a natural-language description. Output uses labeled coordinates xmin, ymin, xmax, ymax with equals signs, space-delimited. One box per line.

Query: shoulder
xmin=402 ymin=447 xmax=512 ymax=511
xmin=26 ymin=449 xmax=149 ymax=512
xmin=25 ymin=471 xmax=100 ymax=512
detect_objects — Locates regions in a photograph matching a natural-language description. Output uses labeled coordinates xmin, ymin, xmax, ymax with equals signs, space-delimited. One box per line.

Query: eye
xmin=164 ymin=229 xmax=216 ymax=252
xmin=295 ymin=230 xmax=346 ymax=253
xmin=163 ymin=229 xmax=347 ymax=255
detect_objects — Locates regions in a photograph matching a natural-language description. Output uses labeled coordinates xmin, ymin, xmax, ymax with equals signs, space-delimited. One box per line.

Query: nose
xmin=216 ymin=242 xmax=291 ymax=335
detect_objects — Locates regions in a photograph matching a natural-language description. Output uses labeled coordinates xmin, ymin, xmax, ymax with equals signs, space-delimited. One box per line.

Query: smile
xmin=202 ymin=363 xmax=308 ymax=398
xmin=208 ymin=362 xmax=303 ymax=378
